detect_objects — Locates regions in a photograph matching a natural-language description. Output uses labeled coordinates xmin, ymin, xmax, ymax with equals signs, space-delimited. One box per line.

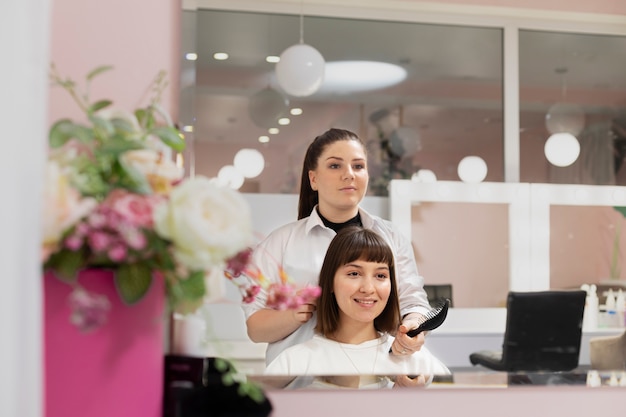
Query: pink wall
xmin=49 ymin=0 xmax=181 ymax=124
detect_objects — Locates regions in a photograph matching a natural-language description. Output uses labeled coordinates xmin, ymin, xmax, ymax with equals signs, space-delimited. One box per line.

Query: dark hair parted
xmin=297 ymin=128 xmax=366 ymax=220
xmin=315 ymin=226 xmax=401 ymax=337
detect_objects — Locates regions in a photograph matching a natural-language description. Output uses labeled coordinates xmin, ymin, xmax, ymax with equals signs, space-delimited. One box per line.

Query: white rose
xmin=42 ymin=161 xmax=97 ymax=261
xmin=154 ymin=176 xmax=252 ymax=271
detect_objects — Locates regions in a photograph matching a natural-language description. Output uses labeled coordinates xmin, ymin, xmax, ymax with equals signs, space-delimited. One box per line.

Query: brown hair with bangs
xmin=315 ymin=226 xmax=401 ymax=337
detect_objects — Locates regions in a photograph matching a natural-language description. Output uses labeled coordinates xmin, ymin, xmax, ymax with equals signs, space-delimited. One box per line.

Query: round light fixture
xmin=319 ymin=61 xmax=407 ymax=94
xmin=217 ymin=165 xmax=244 ymax=190
xmin=275 ymin=43 xmax=325 ymax=97
xmin=457 ymin=156 xmax=488 ymax=183
xmin=411 ymin=169 xmax=437 ymax=183
xmin=234 ymin=149 xmax=265 ymax=178
xmin=544 ymin=132 xmax=580 ymax=167
xmin=545 ymin=102 xmax=585 ymax=136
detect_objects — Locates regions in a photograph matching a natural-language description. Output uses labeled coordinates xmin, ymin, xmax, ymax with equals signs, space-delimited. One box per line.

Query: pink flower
xmin=107 ymin=189 xmax=160 ymax=228
xmin=88 ymin=230 xmax=112 ymax=252
xmin=225 ymin=247 xmax=253 ymax=277
xmin=69 ymin=287 xmax=111 ymax=332
xmin=108 ymin=244 xmax=127 ymax=262
xmin=65 ymin=234 xmax=84 ymax=251
xmin=120 ymin=226 xmax=147 ymax=251
xmin=242 ymin=285 xmax=261 ymax=304
xmin=266 ymin=284 xmax=322 ymax=310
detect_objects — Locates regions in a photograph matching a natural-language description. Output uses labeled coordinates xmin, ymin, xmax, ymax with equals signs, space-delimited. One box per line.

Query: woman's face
xmin=308 ymin=139 xmax=368 ymax=219
xmin=333 ymin=258 xmax=391 ymax=328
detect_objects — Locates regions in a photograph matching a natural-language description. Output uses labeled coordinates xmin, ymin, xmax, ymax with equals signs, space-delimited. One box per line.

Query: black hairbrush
xmin=406 ymin=298 xmax=450 ymax=337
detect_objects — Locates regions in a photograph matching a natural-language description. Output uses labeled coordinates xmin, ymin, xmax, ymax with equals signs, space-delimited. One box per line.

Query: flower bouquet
xmin=43 ymin=65 xmax=318 ymax=332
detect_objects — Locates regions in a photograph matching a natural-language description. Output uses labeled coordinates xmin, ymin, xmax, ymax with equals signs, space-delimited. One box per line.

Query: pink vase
xmin=44 ymin=269 xmax=165 ymax=417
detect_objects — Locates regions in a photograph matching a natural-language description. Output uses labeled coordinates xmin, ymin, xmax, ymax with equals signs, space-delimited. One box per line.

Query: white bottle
xmin=582 ymin=284 xmax=599 ymax=330
xmin=616 ymin=289 xmax=625 ymax=327
xmin=606 ymin=289 xmax=618 ymax=327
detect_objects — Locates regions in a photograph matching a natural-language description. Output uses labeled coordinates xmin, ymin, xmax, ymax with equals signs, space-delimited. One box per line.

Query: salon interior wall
xmin=49 ymin=0 xmax=181 ymax=124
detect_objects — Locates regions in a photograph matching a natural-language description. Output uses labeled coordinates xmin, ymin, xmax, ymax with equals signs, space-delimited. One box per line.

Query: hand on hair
xmin=291 ymin=292 xmax=316 ymax=324
xmin=393 ymin=374 xmax=427 ymax=388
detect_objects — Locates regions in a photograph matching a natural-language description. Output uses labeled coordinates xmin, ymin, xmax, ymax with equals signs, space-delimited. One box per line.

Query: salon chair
xmin=469 ymin=290 xmax=586 ymax=372
xmin=589 ymin=329 xmax=626 ymax=370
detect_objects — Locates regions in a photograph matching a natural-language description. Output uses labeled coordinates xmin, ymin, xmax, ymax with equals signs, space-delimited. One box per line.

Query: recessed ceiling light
xmin=319 ymin=61 xmax=407 ymax=94
xmin=290 ymin=108 xmax=303 ymax=116
xmin=258 ymin=135 xmax=270 ymax=143
xmin=268 ymin=128 xmax=279 ymax=134
xmin=182 ymin=125 xmax=194 ymax=132
xmin=266 ymin=55 xmax=280 ymax=63
xmin=278 ymin=118 xmax=290 ymax=125
xmin=213 ymin=52 xmax=229 ymax=61
xmin=185 ymin=53 xmax=198 ymax=61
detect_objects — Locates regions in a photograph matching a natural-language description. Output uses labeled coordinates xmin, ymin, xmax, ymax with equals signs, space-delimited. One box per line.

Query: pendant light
xmin=275 ymin=5 xmax=325 ymax=97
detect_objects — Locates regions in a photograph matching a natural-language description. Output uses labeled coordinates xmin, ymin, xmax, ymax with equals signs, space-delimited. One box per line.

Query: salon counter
xmin=204 ymin=307 xmax=624 ymax=372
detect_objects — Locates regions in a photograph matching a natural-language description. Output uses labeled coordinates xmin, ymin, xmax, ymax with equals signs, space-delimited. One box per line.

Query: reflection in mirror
xmin=179 ymin=7 xmax=626 ymax=390
xmin=185 ymin=9 xmax=503 ymax=194
xmin=519 ymin=30 xmax=626 ymax=184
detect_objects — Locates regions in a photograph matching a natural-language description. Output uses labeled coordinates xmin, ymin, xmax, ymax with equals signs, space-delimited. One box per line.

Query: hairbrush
xmin=406 ymin=298 xmax=450 ymax=337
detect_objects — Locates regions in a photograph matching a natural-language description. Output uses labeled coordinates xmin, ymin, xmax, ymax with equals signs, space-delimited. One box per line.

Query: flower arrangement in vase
xmin=43 ymin=65 xmax=318 ymax=331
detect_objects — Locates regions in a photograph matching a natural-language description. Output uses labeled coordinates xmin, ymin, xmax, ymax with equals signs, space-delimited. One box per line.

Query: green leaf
xmin=86 ymin=65 xmax=114 ymax=81
xmin=115 ymin=263 xmax=153 ymax=304
xmin=116 ymin=157 xmax=153 ymax=195
xmin=96 ymin=137 xmax=144 ymax=155
xmin=110 ymin=117 xmax=137 ymax=134
xmin=88 ymin=99 xmax=112 ymax=114
xmin=45 ymin=249 xmax=85 ymax=282
xmin=49 ymin=119 xmax=93 ymax=147
xmin=178 ymin=270 xmax=207 ymax=300
xmin=150 ymin=126 xmax=185 ymax=152
xmin=90 ymin=115 xmax=115 ymax=137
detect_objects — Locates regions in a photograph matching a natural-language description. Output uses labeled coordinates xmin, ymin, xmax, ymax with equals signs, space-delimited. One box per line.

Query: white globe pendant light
xmin=544 ymin=132 xmax=580 ymax=167
xmin=275 ymin=13 xmax=325 ymax=97
xmin=234 ymin=148 xmax=265 ymax=178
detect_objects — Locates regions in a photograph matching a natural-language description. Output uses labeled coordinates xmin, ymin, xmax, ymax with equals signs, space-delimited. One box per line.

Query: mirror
xmin=180 ymin=3 xmax=626 ymax=385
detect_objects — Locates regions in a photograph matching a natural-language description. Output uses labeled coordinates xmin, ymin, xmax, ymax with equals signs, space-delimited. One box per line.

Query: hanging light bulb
xmin=457 ymin=156 xmax=488 ymax=183
xmin=275 ymin=10 xmax=325 ymax=97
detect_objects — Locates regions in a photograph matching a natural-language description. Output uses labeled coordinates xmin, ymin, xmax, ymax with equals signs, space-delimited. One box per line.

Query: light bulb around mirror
xmin=457 ymin=156 xmax=488 ymax=183
xmin=217 ymin=165 xmax=244 ymax=190
xmin=234 ymin=148 xmax=265 ymax=178
xmin=275 ymin=43 xmax=325 ymax=97
xmin=544 ymin=132 xmax=580 ymax=167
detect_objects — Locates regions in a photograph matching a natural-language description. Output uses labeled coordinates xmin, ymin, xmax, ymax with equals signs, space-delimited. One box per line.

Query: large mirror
xmin=180 ymin=2 xmax=626 ymax=385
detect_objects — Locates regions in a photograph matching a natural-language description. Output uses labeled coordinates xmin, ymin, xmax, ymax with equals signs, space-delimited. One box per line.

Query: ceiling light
xmin=319 ymin=61 xmax=407 ymax=94
xmin=266 ymin=55 xmax=280 ymax=63
xmin=213 ymin=52 xmax=229 ymax=61
xmin=182 ymin=125 xmax=194 ymax=132
xmin=268 ymin=128 xmax=279 ymax=134
xmin=185 ymin=53 xmax=197 ymax=61
xmin=278 ymin=117 xmax=290 ymax=125
xmin=290 ymin=108 xmax=303 ymax=116
xmin=258 ymin=135 xmax=270 ymax=143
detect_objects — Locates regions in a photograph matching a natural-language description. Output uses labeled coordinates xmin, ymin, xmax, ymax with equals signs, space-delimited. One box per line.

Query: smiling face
xmin=333 ymin=258 xmax=391 ymax=333
xmin=308 ymin=139 xmax=368 ymax=222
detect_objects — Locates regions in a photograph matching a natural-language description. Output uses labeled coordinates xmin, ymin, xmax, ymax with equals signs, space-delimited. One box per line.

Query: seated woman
xmin=264 ymin=226 xmax=450 ymax=389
